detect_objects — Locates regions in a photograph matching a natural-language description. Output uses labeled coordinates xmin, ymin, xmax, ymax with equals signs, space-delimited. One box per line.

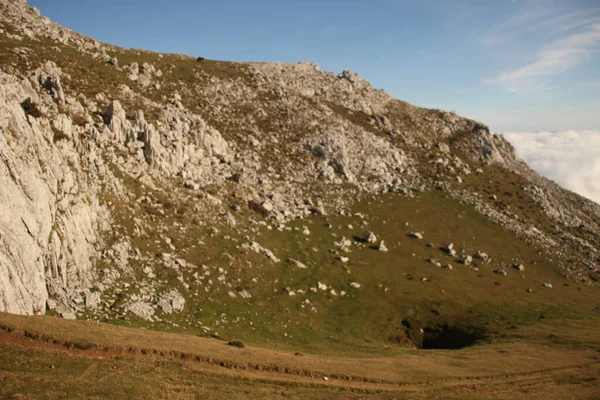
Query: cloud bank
xmin=504 ymin=130 xmax=600 ymax=204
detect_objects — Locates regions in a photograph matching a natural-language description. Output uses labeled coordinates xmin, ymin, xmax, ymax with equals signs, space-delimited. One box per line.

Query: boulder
xmin=157 ymin=289 xmax=185 ymax=314
xmin=34 ymin=61 xmax=65 ymax=103
xmin=460 ymin=255 xmax=473 ymax=265
xmin=378 ymin=240 xmax=389 ymax=252
xmin=125 ymin=302 xmax=155 ymax=320
xmin=363 ymin=231 xmax=377 ymax=243
xmin=443 ymin=243 xmax=457 ymax=257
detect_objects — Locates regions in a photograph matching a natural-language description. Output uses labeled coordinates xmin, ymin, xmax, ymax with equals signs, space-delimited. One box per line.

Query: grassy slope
xmin=92 ymin=189 xmax=600 ymax=354
xmin=2 ymin=18 xmax=600 ymax=398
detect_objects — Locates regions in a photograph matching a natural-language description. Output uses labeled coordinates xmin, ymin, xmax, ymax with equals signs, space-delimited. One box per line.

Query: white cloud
xmin=482 ymin=2 xmax=600 ymax=95
xmin=486 ymin=23 xmax=600 ymax=83
xmin=504 ymin=130 xmax=600 ymax=204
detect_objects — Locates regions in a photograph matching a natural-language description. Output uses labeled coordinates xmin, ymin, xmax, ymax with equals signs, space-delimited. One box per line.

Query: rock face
xmin=0 ymin=71 xmax=105 ymax=315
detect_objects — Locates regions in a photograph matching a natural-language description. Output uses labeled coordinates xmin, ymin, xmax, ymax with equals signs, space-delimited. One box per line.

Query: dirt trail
xmin=2 ymin=328 xmax=599 ymax=399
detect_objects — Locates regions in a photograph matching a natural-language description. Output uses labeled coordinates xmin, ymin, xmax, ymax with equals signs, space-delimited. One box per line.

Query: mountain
xmin=0 ymin=1 xmax=599 ymax=398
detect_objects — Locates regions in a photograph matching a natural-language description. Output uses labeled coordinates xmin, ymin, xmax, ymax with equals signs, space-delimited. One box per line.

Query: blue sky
xmin=29 ymin=0 xmax=600 ymax=132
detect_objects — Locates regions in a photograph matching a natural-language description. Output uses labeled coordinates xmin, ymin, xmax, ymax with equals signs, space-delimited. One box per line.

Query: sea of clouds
xmin=503 ymin=130 xmax=600 ymax=205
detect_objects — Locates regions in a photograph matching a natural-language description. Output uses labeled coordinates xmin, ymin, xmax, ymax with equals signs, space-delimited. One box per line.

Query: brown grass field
xmin=1 ymin=310 xmax=599 ymax=399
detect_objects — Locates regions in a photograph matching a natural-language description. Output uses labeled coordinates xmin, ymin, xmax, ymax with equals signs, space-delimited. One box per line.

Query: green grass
xmin=82 ymin=187 xmax=600 ymax=357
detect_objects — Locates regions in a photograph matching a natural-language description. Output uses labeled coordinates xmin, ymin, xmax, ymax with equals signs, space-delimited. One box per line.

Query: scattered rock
xmin=460 ymin=255 xmax=473 ymax=265
xmin=244 ymin=242 xmax=280 ymax=263
xmin=378 ymin=240 xmax=388 ymax=252
xmin=289 ymin=259 xmax=308 ymax=269
xmin=333 ymin=237 xmax=352 ymax=252
xmin=427 ymin=258 xmax=442 ymax=267
xmin=363 ymin=231 xmax=377 ymax=243
xmin=443 ymin=243 xmax=457 ymax=257
xmin=542 ymin=282 xmax=553 ymax=288
xmin=409 ymin=232 xmax=423 ymax=239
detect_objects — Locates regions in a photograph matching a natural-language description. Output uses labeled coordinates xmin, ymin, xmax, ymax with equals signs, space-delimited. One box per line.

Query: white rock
xmin=363 ymin=231 xmax=377 ymax=243
xmin=0 ymin=71 xmax=102 ymax=316
xmin=460 ymin=255 xmax=473 ymax=265
xmin=289 ymin=259 xmax=308 ymax=269
xmin=444 ymin=244 xmax=457 ymax=257
xmin=244 ymin=242 xmax=280 ymax=263
xmin=514 ymin=264 xmax=525 ymax=271
xmin=125 ymin=302 xmax=155 ymax=320
xmin=428 ymin=258 xmax=442 ymax=267
xmin=157 ymin=289 xmax=185 ymax=314
xmin=61 ymin=312 xmax=76 ymax=320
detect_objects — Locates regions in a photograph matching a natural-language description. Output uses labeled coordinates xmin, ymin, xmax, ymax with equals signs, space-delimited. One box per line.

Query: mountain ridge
xmin=0 ymin=0 xmax=598 ymax=324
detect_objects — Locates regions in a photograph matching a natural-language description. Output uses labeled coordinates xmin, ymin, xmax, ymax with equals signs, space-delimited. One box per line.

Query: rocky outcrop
xmin=307 ymin=124 xmax=413 ymax=192
xmin=0 ymin=71 xmax=106 ymax=315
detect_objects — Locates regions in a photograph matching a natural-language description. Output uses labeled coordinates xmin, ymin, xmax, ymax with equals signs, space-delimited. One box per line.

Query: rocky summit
xmin=0 ymin=1 xmax=599 ymax=398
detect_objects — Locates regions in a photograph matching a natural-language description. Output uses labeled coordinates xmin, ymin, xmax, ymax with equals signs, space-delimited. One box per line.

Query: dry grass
xmin=0 ymin=313 xmax=599 ymax=399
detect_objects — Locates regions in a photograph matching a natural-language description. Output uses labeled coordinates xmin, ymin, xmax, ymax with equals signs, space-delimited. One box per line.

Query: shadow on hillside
xmin=421 ymin=324 xmax=488 ymax=350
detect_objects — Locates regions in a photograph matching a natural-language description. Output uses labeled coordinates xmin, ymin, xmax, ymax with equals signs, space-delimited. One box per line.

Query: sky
xmin=28 ymin=0 xmax=600 ymax=203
